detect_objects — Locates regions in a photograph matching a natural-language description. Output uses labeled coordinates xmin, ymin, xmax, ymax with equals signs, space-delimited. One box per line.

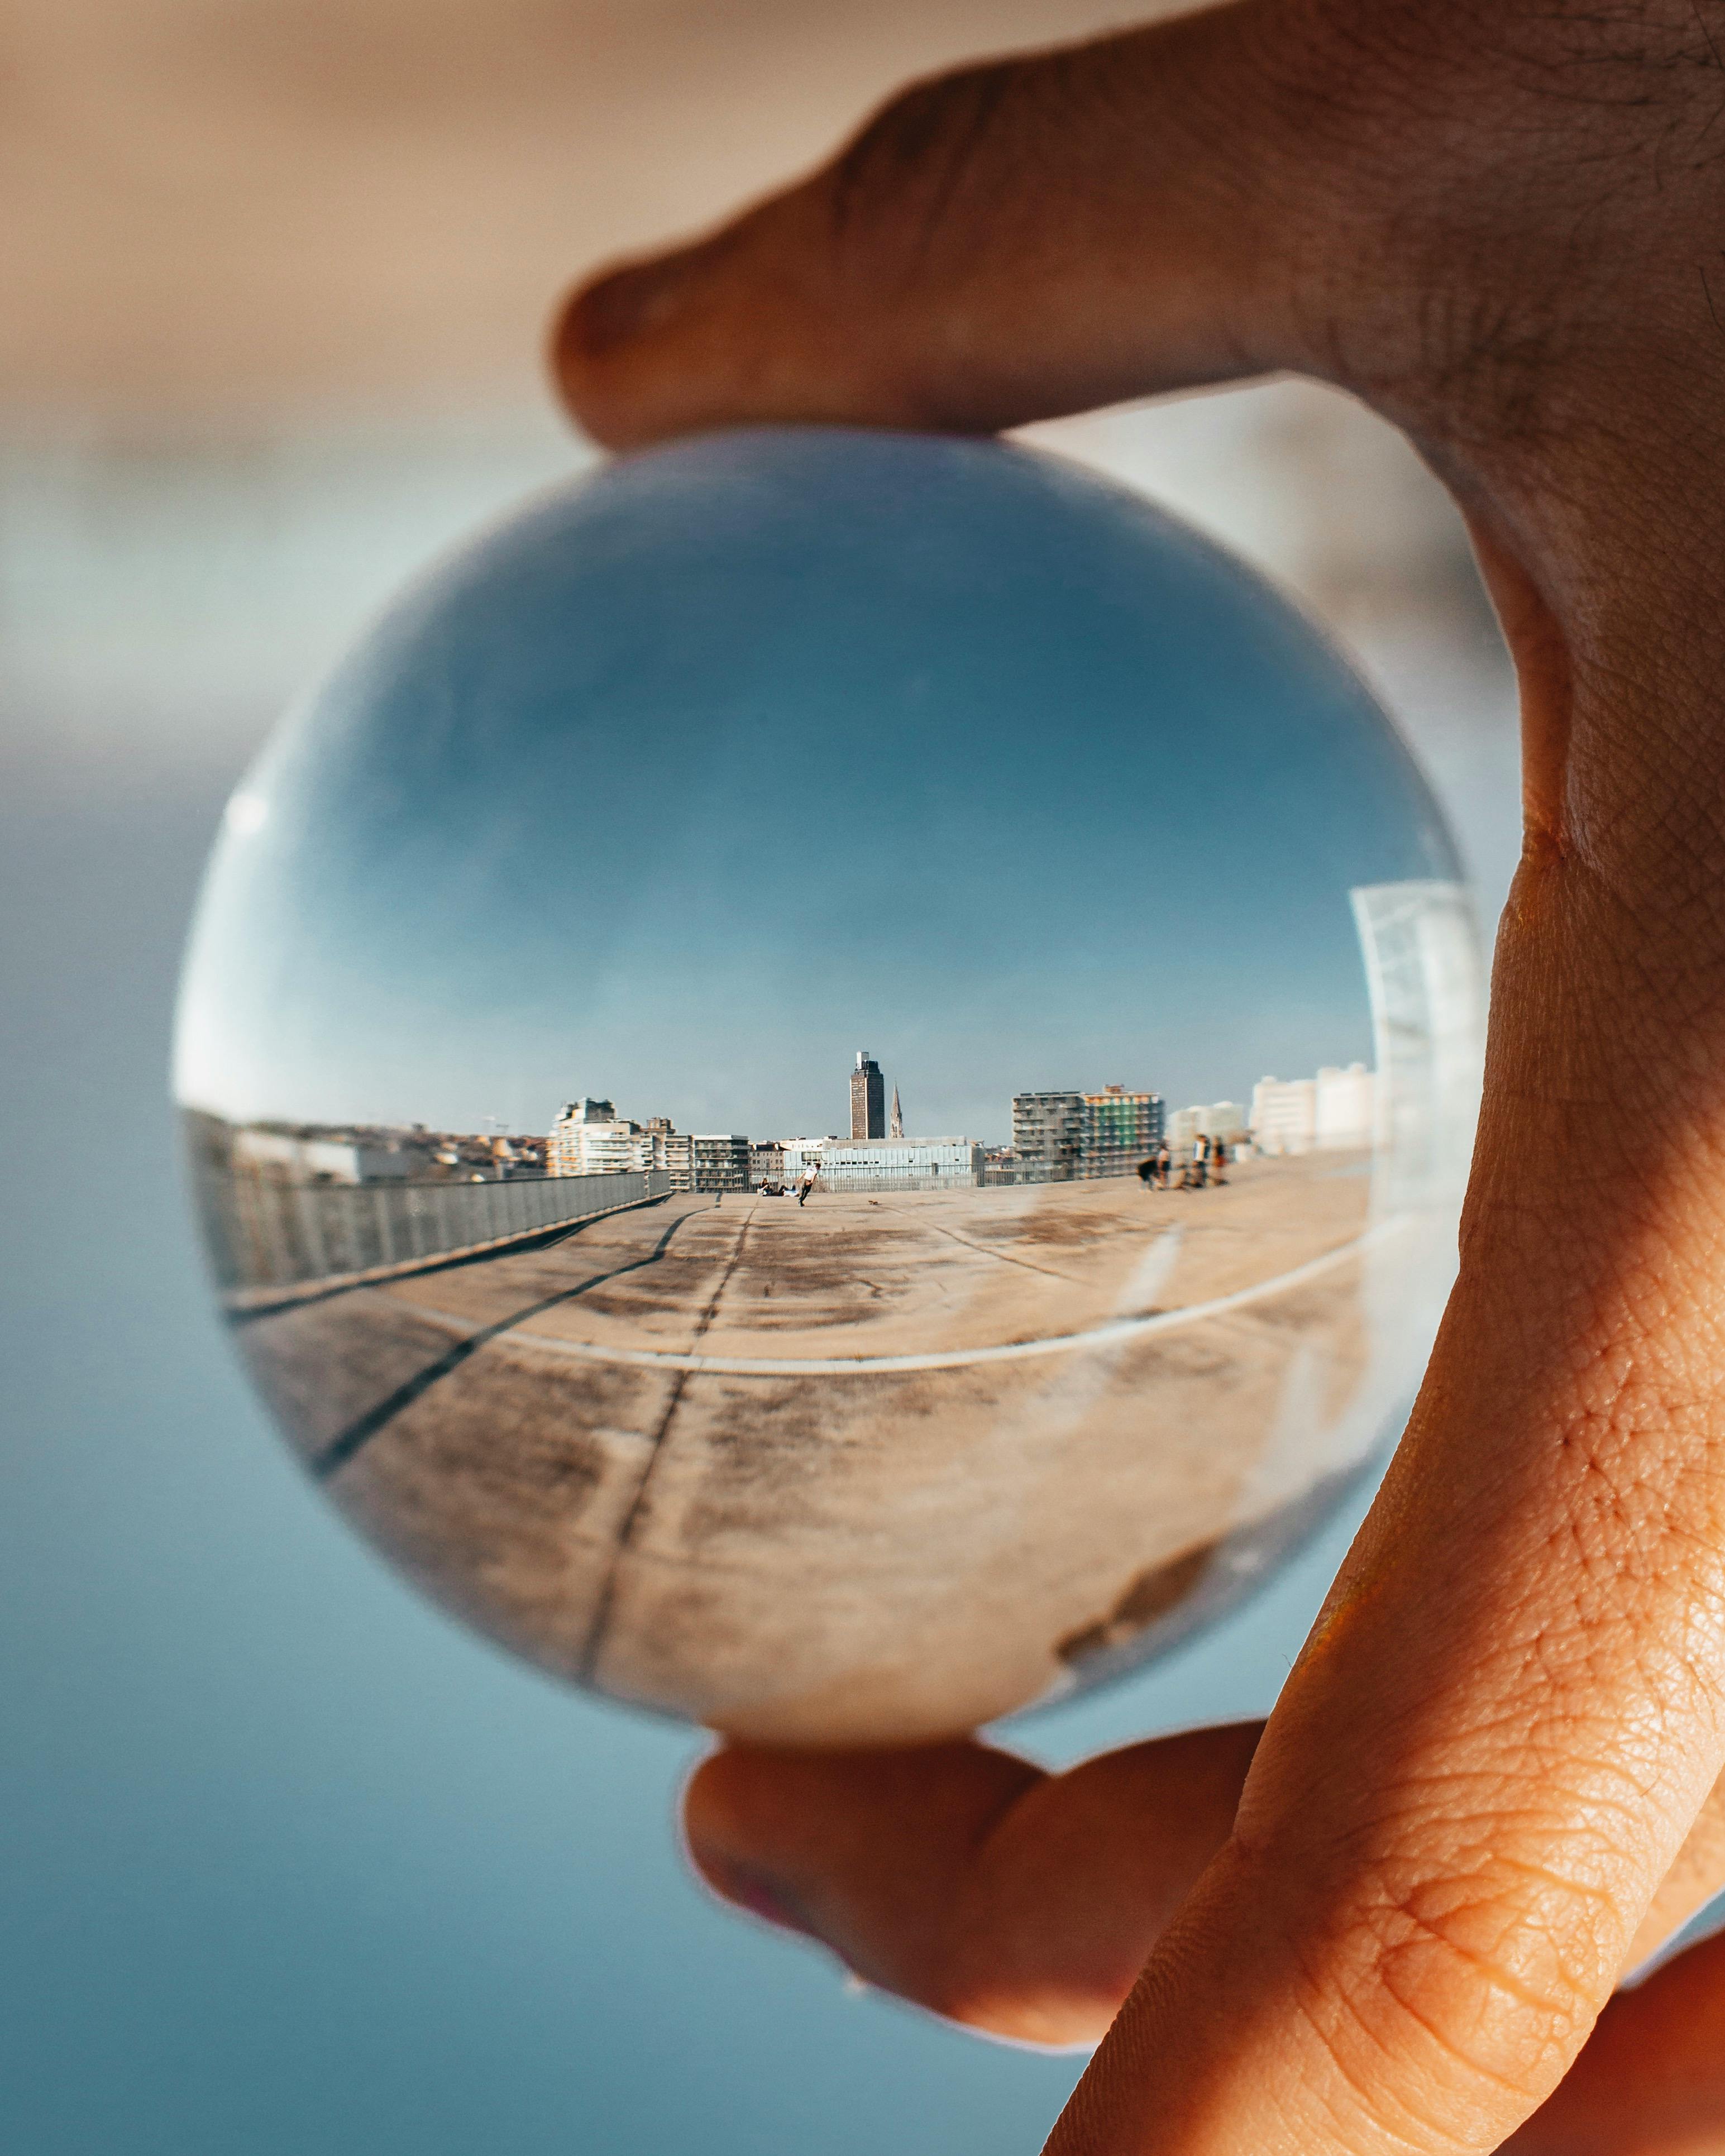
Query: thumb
xmin=682 ymin=1726 xmax=1263 ymax=2047
xmin=552 ymin=2 xmax=1347 ymax=448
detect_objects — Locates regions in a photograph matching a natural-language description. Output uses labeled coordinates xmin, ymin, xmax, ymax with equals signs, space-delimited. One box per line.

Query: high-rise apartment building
xmin=1078 ymin=1086 xmax=1165 ymax=1177
xmin=641 ymin=1116 xmax=696 ymax=1191
xmin=850 ymin=1051 xmax=886 ymax=1140
xmin=1012 ymin=1091 xmax=1083 ymax=1180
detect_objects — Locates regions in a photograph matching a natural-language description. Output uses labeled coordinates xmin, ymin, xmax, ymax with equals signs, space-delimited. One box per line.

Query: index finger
xmin=553 ymin=1 xmax=1330 ymax=446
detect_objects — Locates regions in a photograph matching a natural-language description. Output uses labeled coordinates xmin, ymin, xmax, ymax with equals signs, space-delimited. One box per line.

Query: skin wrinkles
xmin=1379 ymin=1870 xmax=1621 ymax=2017
xmin=1293 ymin=1784 xmax=1634 ymax=1980
xmin=826 ymin=57 xmax=1020 ymax=262
xmin=1377 ymin=1944 xmax=1576 ymax=2098
xmin=1285 ymin=1980 xmax=1464 ymax=2155
xmin=1166 ymin=1872 xmax=1534 ymax=2151
xmin=1505 ymin=1931 xmax=1725 ymax=2152
xmin=1270 ymin=1865 xmax=1605 ymax=2130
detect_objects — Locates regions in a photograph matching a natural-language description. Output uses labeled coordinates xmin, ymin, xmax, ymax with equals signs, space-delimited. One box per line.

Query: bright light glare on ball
xmin=175 ymin=427 xmax=1482 ymax=1744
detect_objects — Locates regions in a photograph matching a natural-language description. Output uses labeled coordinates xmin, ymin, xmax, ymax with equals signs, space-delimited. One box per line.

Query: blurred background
xmin=1 ymin=3 xmax=1519 ymax=2151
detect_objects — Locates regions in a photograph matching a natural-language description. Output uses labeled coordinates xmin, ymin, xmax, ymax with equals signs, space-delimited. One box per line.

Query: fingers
xmin=1041 ymin=1191 xmax=1725 ymax=2154
xmin=685 ymin=1734 xmax=1725 ymax=2057
xmin=683 ymin=1723 xmax=1262 ymax=2047
xmin=1028 ymin=210 xmax=1725 ymax=2146
xmin=1503 ymin=1928 xmax=1725 ymax=2155
xmin=555 ymin=0 xmax=1724 ymax=472
xmin=553 ymin=2 xmax=1345 ymax=447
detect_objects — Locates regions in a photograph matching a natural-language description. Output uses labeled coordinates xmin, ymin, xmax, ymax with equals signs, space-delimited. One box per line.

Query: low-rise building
xmin=1248 ymin=1077 xmax=1316 ymax=1153
xmin=1167 ymin=1105 xmax=1202 ymax=1155
xmin=1315 ymin=1063 xmax=1375 ymax=1148
xmin=816 ymin=1137 xmax=985 ymax=1191
xmin=1250 ymin=1067 xmax=1374 ymax=1154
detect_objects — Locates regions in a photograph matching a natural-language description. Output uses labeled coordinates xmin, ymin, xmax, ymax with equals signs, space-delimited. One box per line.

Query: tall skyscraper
xmin=850 ymin=1051 xmax=886 ymax=1140
xmin=889 ymin=1085 xmax=904 ymax=1139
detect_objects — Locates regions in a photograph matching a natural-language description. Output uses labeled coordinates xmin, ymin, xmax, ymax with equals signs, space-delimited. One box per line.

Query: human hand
xmin=551 ymin=4 xmax=1725 ymax=2149
xmin=677 ymin=1728 xmax=1725 ymax=2152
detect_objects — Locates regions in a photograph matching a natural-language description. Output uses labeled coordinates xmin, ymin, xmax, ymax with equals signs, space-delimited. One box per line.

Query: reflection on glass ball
xmin=175 ymin=427 xmax=1483 ymax=1745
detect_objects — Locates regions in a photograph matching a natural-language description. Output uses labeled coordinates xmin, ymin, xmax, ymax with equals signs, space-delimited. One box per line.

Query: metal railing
xmin=190 ymin=1164 xmax=673 ymax=1297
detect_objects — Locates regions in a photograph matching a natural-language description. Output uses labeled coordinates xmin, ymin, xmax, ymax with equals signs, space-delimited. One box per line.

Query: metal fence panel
xmin=189 ymin=1168 xmax=671 ymax=1293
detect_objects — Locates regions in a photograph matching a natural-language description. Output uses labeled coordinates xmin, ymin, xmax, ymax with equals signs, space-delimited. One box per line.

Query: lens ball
xmin=176 ymin=427 xmax=1483 ymax=1744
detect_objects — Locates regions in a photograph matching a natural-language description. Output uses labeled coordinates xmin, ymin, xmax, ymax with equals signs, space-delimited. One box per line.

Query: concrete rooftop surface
xmin=232 ymin=1161 xmax=1451 ymax=1742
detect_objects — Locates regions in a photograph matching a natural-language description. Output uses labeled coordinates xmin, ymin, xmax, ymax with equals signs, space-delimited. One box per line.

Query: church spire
xmin=889 ymin=1085 xmax=904 ymax=1139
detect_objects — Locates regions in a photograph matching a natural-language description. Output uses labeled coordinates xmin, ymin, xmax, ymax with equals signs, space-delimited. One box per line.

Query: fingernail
xmin=571 ymin=258 xmax=691 ymax=358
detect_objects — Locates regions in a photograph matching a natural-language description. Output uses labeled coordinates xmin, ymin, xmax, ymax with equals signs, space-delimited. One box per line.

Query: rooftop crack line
xmin=872 ymin=1199 xmax=1093 ymax=1287
xmin=575 ymin=1208 xmax=756 ymax=1681
xmin=310 ymin=1204 xmax=705 ymax=1481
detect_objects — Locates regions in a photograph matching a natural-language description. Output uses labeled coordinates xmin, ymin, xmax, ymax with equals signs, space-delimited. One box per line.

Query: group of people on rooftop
xmin=1138 ymin=1135 xmax=1229 ymax=1193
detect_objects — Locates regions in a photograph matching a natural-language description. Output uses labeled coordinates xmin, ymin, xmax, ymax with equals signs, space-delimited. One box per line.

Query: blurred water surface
xmin=1 ymin=381 xmax=1518 ymax=2153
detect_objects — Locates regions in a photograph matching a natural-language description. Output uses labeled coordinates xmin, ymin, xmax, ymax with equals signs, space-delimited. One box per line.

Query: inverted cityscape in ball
xmin=175 ymin=426 xmax=1482 ymax=1745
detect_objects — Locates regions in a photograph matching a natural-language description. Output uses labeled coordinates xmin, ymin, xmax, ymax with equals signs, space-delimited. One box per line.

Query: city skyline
xmin=188 ymin=1034 xmax=1400 ymax=1322
xmin=178 ymin=977 xmax=1373 ymax=1155
xmin=190 ymin=1043 xmax=1377 ymax=1184
xmin=177 ymin=996 xmax=1346 ymax=1158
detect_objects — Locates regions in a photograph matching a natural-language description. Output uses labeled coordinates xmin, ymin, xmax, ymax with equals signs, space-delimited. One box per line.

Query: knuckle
xmin=823 ymin=54 xmax=1053 ymax=274
xmin=1299 ymin=1848 xmax=1620 ymax=2134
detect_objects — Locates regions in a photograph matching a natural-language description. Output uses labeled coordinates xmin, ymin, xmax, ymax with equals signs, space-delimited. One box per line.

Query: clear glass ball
xmin=175 ymin=427 xmax=1483 ymax=1744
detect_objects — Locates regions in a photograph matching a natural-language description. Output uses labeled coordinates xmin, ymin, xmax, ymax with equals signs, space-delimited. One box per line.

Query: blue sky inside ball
xmin=174 ymin=427 xmax=1460 ymax=1145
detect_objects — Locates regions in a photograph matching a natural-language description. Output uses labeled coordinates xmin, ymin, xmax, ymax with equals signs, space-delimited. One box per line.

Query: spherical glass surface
xmin=175 ymin=426 xmax=1483 ymax=1744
